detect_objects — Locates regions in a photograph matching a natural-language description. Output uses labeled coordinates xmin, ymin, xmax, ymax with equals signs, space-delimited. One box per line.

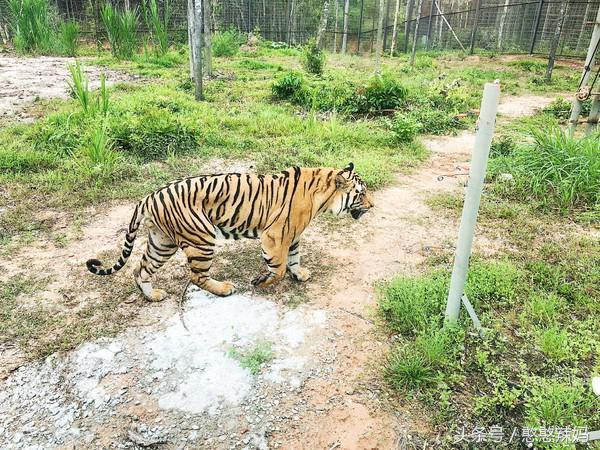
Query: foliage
xmin=355 ymin=72 xmax=409 ymax=113
xmin=228 ymin=341 xmax=274 ymax=375
xmin=302 ymin=38 xmax=325 ymax=75
xmin=58 ymin=20 xmax=79 ymax=56
xmin=141 ymin=0 xmax=170 ymax=55
xmin=271 ymin=71 xmax=306 ymax=101
xmin=542 ymin=97 xmax=591 ymax=119
xmin=66 ymin=61 xmax=110 ymax=117
xmin=8 ymin=0 xmax=54 ymax=53
xmin=511 ymin=128 xmax=600 ymax=210
xmin=101 ymin=3 xmax=139 ymax=59
xmin=387 ymin=114 xmax=421 ymax=143
xmin=489 ymin=135 xmax=515 ymax=157
xmin=212 ymin=29 xmax=244 ymax=57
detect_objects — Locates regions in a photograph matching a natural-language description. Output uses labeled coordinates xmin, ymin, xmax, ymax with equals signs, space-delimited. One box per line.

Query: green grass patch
xmin=228 ymin=341 xmax=274 ymax=375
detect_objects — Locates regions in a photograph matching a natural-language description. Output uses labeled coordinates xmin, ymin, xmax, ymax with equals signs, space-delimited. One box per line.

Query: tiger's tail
xmin=86 ymin=202 xmax=144 ymax=276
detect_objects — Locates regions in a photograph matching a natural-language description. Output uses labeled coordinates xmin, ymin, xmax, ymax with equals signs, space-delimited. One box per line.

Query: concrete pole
xmin=569 ymin=7 xmax=600 ymax=135
xmin=445 ymin=82 xmax=500 ymax=323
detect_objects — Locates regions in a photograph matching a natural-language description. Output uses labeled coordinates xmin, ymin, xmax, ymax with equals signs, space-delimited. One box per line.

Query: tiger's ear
xmin=344 ymin=162 xmax=354 ymax=173
xmin=336 ymin=171 xmax=350 ymax=189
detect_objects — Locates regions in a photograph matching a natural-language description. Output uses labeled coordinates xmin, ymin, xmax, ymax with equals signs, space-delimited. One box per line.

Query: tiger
xmin=86 ymin=163 xmax=373 ymax=301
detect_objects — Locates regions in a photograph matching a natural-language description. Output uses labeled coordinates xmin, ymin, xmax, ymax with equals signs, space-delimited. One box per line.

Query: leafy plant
xmin=58 ymin=19 xmax=79 ymax=56
xmin=512 ymin=128 xmax=600 ymax=210
xmin=75 ymin=125 xmax=120 ymax=176
xmin=67 ymin=61 xmax=110 ymax=117
xmin=228 ymin=341 xmax=274 ymax=375
xmin=141 ymin=0 xmax=170 ymax=55
xmin=212 ymin=29 xmax=243 ymax=57
xmin=388 ymin=113 xmax=421 ymax=143
xmin=101 ymin=3 xmax=139 ymax=59
xmin=271 ymin=71 xmax=305 ymax=101
xmin=356 ymin=72 xmax=408 ymax=113
xmin=8 ymin=0 xmax=54 ymax=53
xmin=535 ymin=326 xmax=571 ymax=363
xmin=302 ymin=38 xmax=325 ymax=75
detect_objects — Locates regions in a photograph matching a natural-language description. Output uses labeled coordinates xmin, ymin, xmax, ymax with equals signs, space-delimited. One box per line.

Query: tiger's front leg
xmin=286 ymin=239 xmax=311 ymax=282
xmin=251 ymin=231 xmax=289 ymax=288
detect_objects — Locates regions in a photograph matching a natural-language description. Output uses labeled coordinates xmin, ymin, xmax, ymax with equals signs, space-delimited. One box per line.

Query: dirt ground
xmin=0 ymin=93 xmax=562 ymax=449
xmin=0 ymin=55 xmax=139 ymax=123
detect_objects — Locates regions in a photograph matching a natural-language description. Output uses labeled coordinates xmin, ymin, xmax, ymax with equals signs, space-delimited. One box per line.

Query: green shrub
xmin=542 ymin=97 xmax=592 ymax=120
xmin=0 ymin=147 xmax=58 ymax=173
xmin=388 ymin=113 xmax=421 ymax=143
xmin=271 ymin=71 xmax=305 ymax=101
xmin=75 ymin=125 xmax=120 ymax=177
xmin=101 ymin=3 xmax=139 ymax=59
xmin=513 ymin=128 xmax=600 ymax=210
xmin=238 ymin=59 xmax=278 ymax=70
xmin=465 ymin=260 xmax=520 ymax=307
xmin=58 ymin=20 xmax=79 ymax=56
xmin=408 ymin=108 xmax=463 ymax=135
xmin=355 ymin=72 xmax=408 ymax=113
xmin=212 ymin=29 xmax=243 ymax=57
xmin=8 ymin=0 xmax=54 ymax=53
xmin=489 ymin=135 xmax=515 ymax=158
xmin=508 ymin=59 xmax=546 ymax=72
xmin=386 ymin=346 xmax=434 ymax=390
xmin=302 ymin=38 xmax=325 ymax=75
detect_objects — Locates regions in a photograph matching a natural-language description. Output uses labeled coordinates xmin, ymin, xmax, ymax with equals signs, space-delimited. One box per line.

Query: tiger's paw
xmin=251 ymin=272 xmax=271 ymax=288
xmin=289 ymin=267 xmax=311 ymax=282
xmin=147 ymin=288 xmax=168 ymax=302
xmin=205 ymin=280 xmax=236 ymax=297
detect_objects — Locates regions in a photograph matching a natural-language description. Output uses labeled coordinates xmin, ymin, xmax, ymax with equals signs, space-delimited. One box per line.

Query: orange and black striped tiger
xmin=86 ymin=163 xmax=373 ymax=301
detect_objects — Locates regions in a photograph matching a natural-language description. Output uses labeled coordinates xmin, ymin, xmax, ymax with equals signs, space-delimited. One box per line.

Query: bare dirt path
xmin=0 ymin=55 xmax=139 ymax=123
xmin=0 ymin=94 xmax=562 ymax=449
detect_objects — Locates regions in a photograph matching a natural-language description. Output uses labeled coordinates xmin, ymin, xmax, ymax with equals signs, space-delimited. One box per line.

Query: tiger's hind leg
xmin=135 ymin=225 xmax=178 ymax=302
xmin=286 ymin=239 xmax=311 ymax=282
xmin=183 ymin=245 xmax=236 ymax=297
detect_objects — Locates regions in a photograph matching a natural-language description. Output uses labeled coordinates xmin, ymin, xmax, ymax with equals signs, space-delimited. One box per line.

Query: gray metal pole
xmin=569 ymin=7 xmax=600 ymax=134
xmin=445 ymin=82 xmax=500 ymax=323
xmin=469 ymin=0 xmax=481 ymax=55
xmin=529 ymin=0 xmax=544 ymax=54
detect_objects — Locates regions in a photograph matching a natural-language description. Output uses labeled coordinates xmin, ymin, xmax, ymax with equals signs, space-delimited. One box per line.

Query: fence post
xmin=357 ymin=0 xmax=365 ymax=53
xmin=469 ymin=0 xmax=481 ymax=54
xmin=94 ymin=0 xmax=101 ymax=49
xmin=544 ymin=0 xmax=567 ymax=82
xmin=445 ymin=82 xmax=500 ymax=324
xmin=529 ymin=0 xmax=544 ymax=54
xmin=426 ymin=0 xmax=435 ymax=50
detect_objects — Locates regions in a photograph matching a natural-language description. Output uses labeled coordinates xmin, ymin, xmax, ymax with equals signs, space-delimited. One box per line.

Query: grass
xmin=228 ymin=341 xmax=274 ymax=375
xmin=101 ymin=3 xmax=138 ymax=60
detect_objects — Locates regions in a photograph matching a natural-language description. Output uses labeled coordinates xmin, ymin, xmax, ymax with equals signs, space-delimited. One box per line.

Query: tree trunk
xmin=409 ymin=0 xmax=423 ymax=65
xmin=576 ymin=2 xmax=591 ymax=52
xmin=341 ymin=0 xmax=350 ymax=53
xmin=390 ymin=0 xmax=401 ymax=55
xmin=545 ymin=0 xmax=566 ymax=82
xmin=316 ymin=0 xmax=331 ymax=48
xmin=496 ymin=0 xmax=510 ymax=49
xmin=192 ymin=0 xmax=204 ymax=100
xmin=374 ymin=0 xmax=385 ymax=72
xmin=403 ymin=0 xmax=414 ymax=52
xmin=188 ymin=0 xmax=194 ymax=79
xmin=203 ymin=0 xmax=213 ymax=77
xmin=333 ymin=0 xmax=339 ymax=52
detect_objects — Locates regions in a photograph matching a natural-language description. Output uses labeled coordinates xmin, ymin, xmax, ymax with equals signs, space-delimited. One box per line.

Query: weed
xmin=228 ymin=341 xmax=274 ymax=375
xmin=386 ymin=346 xmax=434 ymax=390
xmin=58 ymin=20 xmax=79 ymax=56
xmin=302 ymin=38 xmax=325 ymax=75
xmin=522 ymin=292 xmax=564 ymax=326
xmin=213 ymin=29 xmax=243 ymax=57
xmin=508 ymin=59 xmax=546 ymax=72
xmin=67 ymin=62 xmax=110 ymax=117
xmin=141 ymin=0 xmax=170 ymax=55
xmin=101 ymin=3 xmax=139 ymax=59
xmin=535 ymin=325 xmax=571 ymax=364
xmin=386 ymin=113 xmax=420 ymax=143
xmin=271 ymin=71 xmax=305 ymax=101
xmin=8 ymin=0 xmax=55 ymax=53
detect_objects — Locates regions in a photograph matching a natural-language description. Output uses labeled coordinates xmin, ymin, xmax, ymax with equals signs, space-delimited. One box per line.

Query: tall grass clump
xmin=512 ymin=128 xmax=600 ymax=211
xmin=212 ymin=29 xmax=243 ymax=57
xmin=74 ymin=125 xmax=120 ymax=177
xmin=141 ymin=0 xmax=170 ymax=55
xmin=101 ymin=3 xmax=139 ymax=59
xmin=8 ymin=0 xmax=54 ymax=53
xmin=67 ymin=61 xmax=110 ymax=117
xmin=58 ymin=19 xmax=79 ymax=56
xmin=302 ymin=38 xmax=325 ymax=75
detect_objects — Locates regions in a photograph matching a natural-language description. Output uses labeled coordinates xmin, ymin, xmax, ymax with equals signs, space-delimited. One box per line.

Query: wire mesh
xmin=0 ymin=0 xmax=597 ymax=58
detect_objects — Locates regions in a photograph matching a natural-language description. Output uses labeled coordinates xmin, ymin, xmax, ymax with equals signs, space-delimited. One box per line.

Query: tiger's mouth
xmin=350 ymin=208 xmax=368 ymax=220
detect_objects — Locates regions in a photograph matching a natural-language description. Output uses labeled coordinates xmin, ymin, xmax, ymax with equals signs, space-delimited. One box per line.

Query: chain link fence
xmin=0 ymin=0 xmax=597 ymax=58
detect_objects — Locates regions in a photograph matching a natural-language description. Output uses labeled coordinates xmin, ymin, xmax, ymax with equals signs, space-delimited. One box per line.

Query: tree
xmin=341 ymin=0 xmax=350 ymax=53
xmin=188 ymin=0 xmax=203 ymax=100
xmin=374 ymin=0 xmax=385 ymax=72
xmin=316 ymin=0 xmax=331 ymax=48
xmin=409 ymin=0 xmax=424 ymax=65
xmin=545 ymin=0 xmax=567 ymax=82
xmin=203 ymin=0 xmax=213 ymax=77
xmin=390 ymin=0 xmax=401 ymax=56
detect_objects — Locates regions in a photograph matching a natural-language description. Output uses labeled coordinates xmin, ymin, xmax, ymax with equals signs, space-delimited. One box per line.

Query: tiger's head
xmin=331 ymin=162 xmax=374 ymax=220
